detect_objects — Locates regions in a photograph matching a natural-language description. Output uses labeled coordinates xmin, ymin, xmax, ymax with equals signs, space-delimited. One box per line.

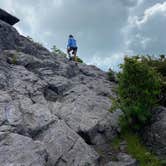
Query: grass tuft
xmin=111 ymin=131 xmax=163 ymax=166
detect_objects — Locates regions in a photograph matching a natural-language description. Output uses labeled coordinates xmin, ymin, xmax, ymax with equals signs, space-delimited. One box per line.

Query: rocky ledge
xmin=0 ymin=19 xmax=125 ymax=166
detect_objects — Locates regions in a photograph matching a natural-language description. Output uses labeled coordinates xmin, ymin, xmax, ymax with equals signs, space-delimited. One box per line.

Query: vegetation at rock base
xmin=109 ymin=55 xmax=166 ymax=165
xmin=111 ymin=130 xmax=163 ymax=166
xmin=108 ymin=68 xmax=116 ymax=81
xmin=140 ymin=55 xmax=166 ymax=106
xmin=76 ymin=56 xmax=84 ymax=63
xmin=110 ymin=56 xmax=161 ymax=130
xmin=69 ymin=56 xmax=84 ymax=63
xmin=11 ymin=54 xmax=17 ymax=64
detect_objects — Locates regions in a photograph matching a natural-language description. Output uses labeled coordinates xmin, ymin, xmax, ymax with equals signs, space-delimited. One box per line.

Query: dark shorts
xmin=68 ymin=47 xmax=78 ymax=52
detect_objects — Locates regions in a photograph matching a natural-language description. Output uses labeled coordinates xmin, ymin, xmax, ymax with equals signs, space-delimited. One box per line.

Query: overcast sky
xmin=0 ymin=0 xmax=166 ymax=71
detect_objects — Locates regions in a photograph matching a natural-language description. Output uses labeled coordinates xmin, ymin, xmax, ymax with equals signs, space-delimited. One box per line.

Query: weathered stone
xmin=0 ymin=90 xmax=57 ymax=138
xmin=0 ymin=19 xmax=129 ymax=165
xmin=106 ymin=153 xmax=137 ymax=166
xmin=37 ymin=120 xmax=100 ymax=166
xmin=1 ymin=49 xmax=121 ymax=146
xmin=0 ymin=20 xmax=49 ymax=56
xmin=50 ymin=85 xmax=122 ymax=145
xmin=0 ymin=132 xmax=48 ymax=166
xmin=0 ymin=9 xmax=19 ymax=25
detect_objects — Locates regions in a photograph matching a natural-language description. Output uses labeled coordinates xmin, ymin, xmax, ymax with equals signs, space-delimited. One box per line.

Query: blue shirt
xmin=67 ymin=37 xmax=77 ymax=48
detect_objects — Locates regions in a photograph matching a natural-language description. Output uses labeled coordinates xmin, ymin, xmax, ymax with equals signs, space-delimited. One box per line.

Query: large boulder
xmin=50 ymin=84 xmax=121 ymax=145
xmin=0 ymin=132 xmax=48 ymax=166
xmin=144 ymin=107 xmax=166 ymax=159
xmin=37 ymin=120 xmax=100 ymax=166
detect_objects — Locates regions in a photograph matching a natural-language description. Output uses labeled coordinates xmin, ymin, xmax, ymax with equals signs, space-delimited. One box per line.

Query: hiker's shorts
xmin=68 ymin=47 xmax=78 ymax=53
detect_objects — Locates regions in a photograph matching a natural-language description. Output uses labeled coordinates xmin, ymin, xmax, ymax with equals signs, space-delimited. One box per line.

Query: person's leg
xmin=67 ymin=48 xmax=72 ymax=59
xmin=74 ymin=48 xmax=77 ymax=62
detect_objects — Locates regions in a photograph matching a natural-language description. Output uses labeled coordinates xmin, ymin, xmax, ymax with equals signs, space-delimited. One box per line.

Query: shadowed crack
xmin=43 ymin=85 xmax=60 ymax=102
xmin=78 ymin=130 xmax=93 ymax=145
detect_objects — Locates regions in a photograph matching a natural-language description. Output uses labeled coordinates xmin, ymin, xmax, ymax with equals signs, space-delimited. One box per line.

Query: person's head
xmin=69 ymin=34 xmax=73 ymax=38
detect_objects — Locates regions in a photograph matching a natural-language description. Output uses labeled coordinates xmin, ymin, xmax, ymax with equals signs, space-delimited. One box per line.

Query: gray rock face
xmin=0 ymin=20 xmax=49 ymax=57
xmin=106 ymin=153 xmax=137 ymax=166
xmin=0 ymin=8 xmax=19 ymax=25
xmin=0 ymin=132 xmax=48 ymax=166
xmin=37 ymin=120 xmax=99 ymax=166
xmin=144 ymin=107 xmax=166 ymax=159
xmin=0 ymin=20 xmax=123 ymax=165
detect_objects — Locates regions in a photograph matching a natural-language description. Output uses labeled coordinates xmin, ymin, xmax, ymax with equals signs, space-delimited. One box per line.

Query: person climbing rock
xmin=67 ymin=34 xmax=78 ymax=62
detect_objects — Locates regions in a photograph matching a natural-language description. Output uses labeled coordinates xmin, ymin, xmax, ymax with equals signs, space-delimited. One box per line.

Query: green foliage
xmin=140 ymin=55 xmax=166 ymax=106
xmin=12 ymin=54 xmax=17 ymax=64
xmin=108 ymin=96 xmax=120 ymax=113
xmin=124 ymin=132 xmax=161 ymax=166
xmin=51 ymin=45 xmax=67 ymax=57
xmin=77 ymin=56 xmax=84 ymax=63
xmin=108 ymin=69 xmax=115 ymax=81
xmin=118 ymin=56 xmax=161 ymax=130
xmin=68 ymin=55 xmax=84 ymax=63
xmin=111 ymin=136 xmax=121 ymax=151
xmin=111 ymin=130 xmax=162 ymax=166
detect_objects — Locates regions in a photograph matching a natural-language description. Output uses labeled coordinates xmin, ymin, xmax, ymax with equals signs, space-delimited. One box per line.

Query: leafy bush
xmin=141 ymin=55 xmax=166 ymax=106
xmin=77 ymin=56 xmax=84 ymax=63
xmin=118 ymin=56 xmax=161 ymax=130
xmin=108 ymin=68 xmax=116 ymax=81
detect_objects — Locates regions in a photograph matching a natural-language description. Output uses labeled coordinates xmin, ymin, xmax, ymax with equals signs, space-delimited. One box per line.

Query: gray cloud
xmin=0 ymin=0 xmax=165 ymax=70
xmin=126 ymin=1 xmax=166 ymax=55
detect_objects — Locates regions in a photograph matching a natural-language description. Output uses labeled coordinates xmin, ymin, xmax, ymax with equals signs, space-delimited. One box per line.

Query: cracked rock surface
xmin=0 ymin=19 xmax=128 ymax=165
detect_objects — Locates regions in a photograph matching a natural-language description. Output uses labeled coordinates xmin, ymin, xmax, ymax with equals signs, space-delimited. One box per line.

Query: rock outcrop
xmin=0 ymin=8 xmax=19 ymax=25
xmin=0 ymin=19 xmax=126 ymax=165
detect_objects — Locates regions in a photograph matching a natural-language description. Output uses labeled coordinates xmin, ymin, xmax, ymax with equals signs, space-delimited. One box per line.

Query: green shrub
xmin=118 ymin=56 xmax=161 ymax=130
xmin=77 ymin=56 xmax=84 ymax=63
xmin=108 ymin=68 xmax=115 ymax=81
xmin=67 ymin=56 xmax=84 ymax=63
xmin=12 ymin=54 xmax=17 ymax=64
xmin=141 ymin=55 xmax=166 ymax=106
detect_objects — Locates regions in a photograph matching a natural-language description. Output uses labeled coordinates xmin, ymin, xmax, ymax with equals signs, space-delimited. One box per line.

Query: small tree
xmin=118 ymin=56 xmax=161 ymax=130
